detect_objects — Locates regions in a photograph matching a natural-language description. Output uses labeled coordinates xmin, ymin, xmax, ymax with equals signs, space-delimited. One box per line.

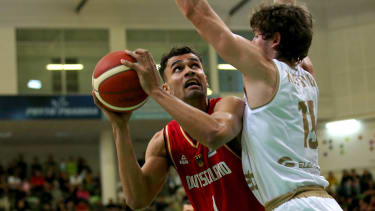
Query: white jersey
xmin=241 ymin=59 xmax=329 ymax=205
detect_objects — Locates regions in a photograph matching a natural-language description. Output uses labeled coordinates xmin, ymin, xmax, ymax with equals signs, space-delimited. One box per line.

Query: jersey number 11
xmin=298 ymin=101 xmax=318 ymax=149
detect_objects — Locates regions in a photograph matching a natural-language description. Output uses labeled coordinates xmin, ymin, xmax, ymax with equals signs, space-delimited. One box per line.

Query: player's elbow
xmin=126 ymin=198 xmax=152 ymax=210
xmin=205 ymin=128 xmax=227 ymax=150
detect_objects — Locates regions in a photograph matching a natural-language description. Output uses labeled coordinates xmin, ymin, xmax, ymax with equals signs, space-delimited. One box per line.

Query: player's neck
xmin=185 ymin=97 xmax=209 ymax=112
xmin=277 ymin=58 xmax=297 ymax=69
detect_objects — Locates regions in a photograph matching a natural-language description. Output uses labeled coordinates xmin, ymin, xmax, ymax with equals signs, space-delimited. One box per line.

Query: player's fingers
xmin=91 ymin=91 xmax=103 ymax=107
xmin=134 ymin=48 xmax=148 ymax=55
xmin=124 ymin=49 xmax=138 ymax=58
xmin=121 ymin=59 xmax=137 ymax=69
xmin=121 ymin=59 xmax=145 ymax=76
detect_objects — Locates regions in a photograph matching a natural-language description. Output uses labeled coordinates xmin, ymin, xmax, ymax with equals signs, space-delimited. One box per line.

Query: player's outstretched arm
xmin=92 ymin=94 xmax=170 ymax=209
xmin=174 ymin=0 xmax=276 ymax=83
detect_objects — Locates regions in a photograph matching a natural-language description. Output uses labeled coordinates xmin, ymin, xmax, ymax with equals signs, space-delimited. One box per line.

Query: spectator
xmin=16 ymin=154 xmax=28 ymax=180
xmin=51 ymin=181 xmax=64 ymax=206
xmin=361 ymin=169 xmax=373 ymax=192
xmin=39 ymin=183 xmax=53 ymax=206
xmin=59 ymin=158 xmax=67 ymax=173
xmin=45 ymin=155 xmax=57 ymax=173
xmin=31 ymin=170 xmax=45 ymax=193
xmin=45 ymin=168 xmax=56 ymax=184
xmin=58 ymin=172 xmax=70 ymax=194
xmin=341 ymin=169 xmax=352 ymax=185
xmin=15 ymin=198 xmax=31 ymax=211
xmin=69 ymin=172 xmax=82 ymax=187
xmin=182 ymin=196 xmax=193 ymax=211
xmin=351 ymin=169 xmax=360 ymax=181
xmin=76 ymin=184 xmax=90 ymax=201
xmin=31 ymin=157 xmax=43 ymax=176
xmin=75 ymin=199 xmax=90 ymax=211
xmin=326 ymin=171 xmax=338 ymax=193
xmin=0 ymin=186 xmax=10 ymax=211
xmin=7 ymin=171 xmax=21 ymax=192
xmin=66 ymin=157 xmax=77 ymax=177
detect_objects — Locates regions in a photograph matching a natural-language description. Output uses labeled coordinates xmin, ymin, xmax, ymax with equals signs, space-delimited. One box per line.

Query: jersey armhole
xmin=224 ymin=138 xmax=241 ymax=159
xmin=163 ymin=126 xmax=177 ymax=169
xmin=249 ymin=60 xmax=281 ymax=111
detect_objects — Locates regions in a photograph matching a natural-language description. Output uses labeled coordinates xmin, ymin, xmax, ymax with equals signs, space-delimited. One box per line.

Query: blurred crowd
xmin=327 ymin=169 xmax=375 ymax=211
xmin=0 ymin=154 xmax=117 ymax=211
xmin=4 ymin=154 xmax=373 ymax=211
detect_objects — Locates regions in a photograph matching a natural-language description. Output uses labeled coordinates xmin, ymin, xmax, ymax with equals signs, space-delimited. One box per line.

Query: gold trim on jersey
xmin=264 ymin=185 xmax=333 ymax=211
xmin=179 ymin=126 xmax=199 ymax=148
xmin=165 ymin=126 xmax=177 ymax=168
xmin=223 ymin=144 xmax=241 ymax=159
xmin=250 ymin=61 xmax=280 ymax=110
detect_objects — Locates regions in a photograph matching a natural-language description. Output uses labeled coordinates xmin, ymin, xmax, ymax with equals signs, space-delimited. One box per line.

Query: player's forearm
xmin=112 ymin=126 xmax=153 ymax=209
xmin=184 ymin=1 xmax=235 ymax=59
xmin=151 ymin=89 xmax=227 ymax=149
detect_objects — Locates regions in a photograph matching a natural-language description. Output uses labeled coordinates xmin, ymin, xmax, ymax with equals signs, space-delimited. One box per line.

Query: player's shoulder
xmin=148 ymin=130 xmax=166 ymax=151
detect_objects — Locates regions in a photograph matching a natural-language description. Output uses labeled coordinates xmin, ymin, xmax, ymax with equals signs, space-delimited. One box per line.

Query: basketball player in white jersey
xmin=173 ymin=0 xmax=342 ymax=210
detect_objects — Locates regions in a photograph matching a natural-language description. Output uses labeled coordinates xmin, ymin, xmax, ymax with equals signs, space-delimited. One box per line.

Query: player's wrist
xmin=149 ymin=86 xmax=165 ymax=99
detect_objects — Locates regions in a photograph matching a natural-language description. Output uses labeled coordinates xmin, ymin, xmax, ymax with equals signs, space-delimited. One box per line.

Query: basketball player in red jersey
xmin=93 ymin=46 xmax=264 ymax=211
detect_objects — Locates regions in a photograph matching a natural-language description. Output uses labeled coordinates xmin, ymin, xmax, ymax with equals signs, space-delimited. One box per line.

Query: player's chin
xmin=185 ymin=89 xmax=206 ymax=99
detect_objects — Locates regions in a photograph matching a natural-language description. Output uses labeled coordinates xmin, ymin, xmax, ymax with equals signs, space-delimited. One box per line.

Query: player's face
xmin=182 ymin=204 xmax=194 ymax=211
xmin=251 ymin=29 xmax=276 ymax=60
xmin=163 ymin=53 xmax=208 ymax=101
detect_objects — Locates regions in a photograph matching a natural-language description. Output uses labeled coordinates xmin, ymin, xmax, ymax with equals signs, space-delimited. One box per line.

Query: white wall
xmin=0 ymin=27 xmax=17 ymax=94
xmin=318 ymin=119 xmax=375 ymax=178
xmin=325 ymin=12 xmax=375 ymax=120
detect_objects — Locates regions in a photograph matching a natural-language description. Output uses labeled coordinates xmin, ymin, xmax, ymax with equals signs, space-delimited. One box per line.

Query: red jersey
xmin=164 ymin=98 xmax=264 ymax=211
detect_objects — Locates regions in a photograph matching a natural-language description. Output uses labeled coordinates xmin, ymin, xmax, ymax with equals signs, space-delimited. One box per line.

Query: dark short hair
xmin=159 ymin=46 xmax=203 ymax=81
xmin=250 ymin=4 xmax=313 ymax=63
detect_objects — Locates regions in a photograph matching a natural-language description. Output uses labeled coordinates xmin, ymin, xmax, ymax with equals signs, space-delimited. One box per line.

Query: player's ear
xmin=272 ymin=32 xmax=281 ymax=48
xmin=162 ymin=83 xmax=171 ymax=94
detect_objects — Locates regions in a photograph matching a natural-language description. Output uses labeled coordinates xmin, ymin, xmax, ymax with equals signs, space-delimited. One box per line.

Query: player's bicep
xmin=141 ymin=131 xmax=170 ymax=198
xmin=216 ymin=34 xmax=274 ymax=81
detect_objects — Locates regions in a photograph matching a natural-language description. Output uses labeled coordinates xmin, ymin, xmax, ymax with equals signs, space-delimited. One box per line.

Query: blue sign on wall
xmin=0 ymin=95 xmax=101 ymax=120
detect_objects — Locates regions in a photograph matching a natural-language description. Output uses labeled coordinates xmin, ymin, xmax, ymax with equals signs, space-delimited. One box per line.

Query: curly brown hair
xmin=250 ymin=4 xmax=313 ymax=63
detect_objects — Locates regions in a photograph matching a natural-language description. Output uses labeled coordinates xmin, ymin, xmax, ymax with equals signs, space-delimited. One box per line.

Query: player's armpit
xmin=207 ymin=96 xmax=245 ymax=149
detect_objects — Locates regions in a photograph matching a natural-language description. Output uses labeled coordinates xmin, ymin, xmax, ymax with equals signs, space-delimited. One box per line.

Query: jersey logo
xmin=179 ymin=155 xmax=189 ymax=165
xmin=194 ymin=154 xmax=204 ymax=167
xmin=208 ymin=149 xmax=217 ymax=158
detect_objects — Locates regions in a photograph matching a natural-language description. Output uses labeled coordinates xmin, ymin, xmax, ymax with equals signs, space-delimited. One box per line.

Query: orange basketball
xmin=92 ymin=51 xmax=148 ymax=112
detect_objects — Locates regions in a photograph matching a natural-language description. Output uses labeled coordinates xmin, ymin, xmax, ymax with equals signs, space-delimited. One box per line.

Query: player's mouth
xmin=184 ymin=79 xmax=201 ymax=89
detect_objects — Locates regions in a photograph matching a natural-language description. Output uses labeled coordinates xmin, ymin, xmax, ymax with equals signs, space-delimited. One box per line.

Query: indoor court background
xmin=0 ymin=0 xmax=375 ymax=210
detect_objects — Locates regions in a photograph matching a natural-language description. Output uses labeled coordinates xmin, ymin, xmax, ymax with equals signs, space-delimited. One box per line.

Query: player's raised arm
xmin=174 ymin=0 xmax=276 ymax=83
xmin=92 ymin=95 xmax=170 ymax=209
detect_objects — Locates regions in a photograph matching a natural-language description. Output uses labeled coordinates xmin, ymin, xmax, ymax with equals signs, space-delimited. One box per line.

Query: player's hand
xmin=300 ymin=57 xmax=315 ymax=78
xmin=274 ymin=0 xmax=295 ymax=4
xmin=175 ymin=0 xmax=200 ymax=18
xmin=121 ymin=49 xmax=162 ymax=96
xmin=91 ymin=91 xmax=132 ymax=128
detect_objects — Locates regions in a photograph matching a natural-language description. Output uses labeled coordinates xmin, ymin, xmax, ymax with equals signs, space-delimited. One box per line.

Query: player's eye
xmin=173 ymin=66 xmax=183 ymax=72
xmin=191 ymin=63 xmax=200 ymax=69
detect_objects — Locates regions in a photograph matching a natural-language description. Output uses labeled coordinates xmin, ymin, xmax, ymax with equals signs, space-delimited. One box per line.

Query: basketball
xmin=92 ymin=51 xmax=148 ymax=112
